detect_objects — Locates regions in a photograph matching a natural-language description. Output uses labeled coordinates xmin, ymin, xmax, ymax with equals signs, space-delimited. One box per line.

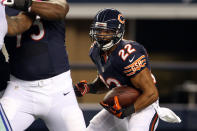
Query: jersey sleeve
xmin=118 ymin=43 xmax=149 ymax=78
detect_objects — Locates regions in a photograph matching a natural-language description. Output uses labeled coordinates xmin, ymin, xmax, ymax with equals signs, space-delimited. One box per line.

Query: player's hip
xmin=9 ymin=64 xmax=70 ymax=81
xmin=0 ymin=70 xmax=75 ymax=116
xmin=8 ymin=70 xmax=72 ymax=92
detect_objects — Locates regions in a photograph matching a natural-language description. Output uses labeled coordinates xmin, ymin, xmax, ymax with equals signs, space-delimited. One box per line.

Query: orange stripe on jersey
xmin=150 ymin=113 xmax=158 ymax=131
xmin=125 ymin=63 xmax=146 ymax=76
xmin=124 ymin=59 xmax=146 ymax=73
xmin=124 ymin=55 xmax=145 ymax=69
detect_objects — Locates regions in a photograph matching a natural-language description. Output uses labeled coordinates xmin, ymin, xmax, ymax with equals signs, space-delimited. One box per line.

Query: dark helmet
xmin=89 ymin=8 xmax=125 ymax=51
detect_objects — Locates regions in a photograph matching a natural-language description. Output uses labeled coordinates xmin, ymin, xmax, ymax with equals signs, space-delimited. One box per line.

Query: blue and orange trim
xmin=149 ymin=113 xmax=159 ymax=131
xmin=0 ymin=103 xmax=12 ymax=131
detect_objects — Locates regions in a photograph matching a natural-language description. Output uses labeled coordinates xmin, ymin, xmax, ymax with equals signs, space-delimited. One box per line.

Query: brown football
xmin=103 ymin=86 xmax=141 ymax=108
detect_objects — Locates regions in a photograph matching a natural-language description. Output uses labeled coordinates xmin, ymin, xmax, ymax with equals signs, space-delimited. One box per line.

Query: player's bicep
xmin=130 ymin=67 xmax=158 ymax=96
xmin=32 ymin=0 xmax=68 ymax=11
xmin=30 ymin=0 xmax=69 ymax=20
xmin=45 ymin=0 xmax=68 ymax=9
xmin=130 ymin=67 xmax=159 ymax=112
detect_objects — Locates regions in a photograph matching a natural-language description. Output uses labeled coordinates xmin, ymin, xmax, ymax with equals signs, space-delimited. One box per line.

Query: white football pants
xmin=0 ymin=71 xmax=86 ymax=131
xmin=87 ymin=101 xmax=159 ymax=131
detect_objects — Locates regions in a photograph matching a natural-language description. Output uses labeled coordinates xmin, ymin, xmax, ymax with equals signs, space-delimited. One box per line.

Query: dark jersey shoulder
xmin=89 ymin=40 xmax=150 ymax=77
xmin=89 ymin=40 xmax=150 ymax=89
xmin=4 ymin=7 xmax=70 ymax=80
xmin=112 ymin=40 xmax=150 ymax=77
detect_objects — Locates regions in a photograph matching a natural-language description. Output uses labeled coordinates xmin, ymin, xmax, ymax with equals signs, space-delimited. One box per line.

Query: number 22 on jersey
xmin=118 ymin=44 xmax=136 ymax=61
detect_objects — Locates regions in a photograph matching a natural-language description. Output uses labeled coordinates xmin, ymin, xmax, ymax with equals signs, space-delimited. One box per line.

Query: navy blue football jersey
xmin=89 ymin=40 xmax=151 ymax=89
xmin=4 ymin=7 xmax=70 ymax=80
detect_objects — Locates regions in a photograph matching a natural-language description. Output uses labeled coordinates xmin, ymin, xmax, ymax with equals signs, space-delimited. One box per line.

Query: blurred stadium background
xmin=26 ymin=0 xmax=197 ymax=130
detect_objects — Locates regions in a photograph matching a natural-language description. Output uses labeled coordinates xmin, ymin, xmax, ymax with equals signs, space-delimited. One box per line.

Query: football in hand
xmin=103 ymin=86 xmax=141 ymax=108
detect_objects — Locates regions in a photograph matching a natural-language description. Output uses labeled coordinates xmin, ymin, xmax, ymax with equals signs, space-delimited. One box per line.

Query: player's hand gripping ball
xmin=103 ymin=86 xmax=140 ymax=107
xmin=100 ymin=86 xmax=141 ymax=119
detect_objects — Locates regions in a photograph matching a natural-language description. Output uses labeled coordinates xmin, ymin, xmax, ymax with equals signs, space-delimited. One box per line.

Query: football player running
xmin=1 ymin=0 xmax=86 ymax=130
xmin=74 ymin=8 xmax=181 ymax=131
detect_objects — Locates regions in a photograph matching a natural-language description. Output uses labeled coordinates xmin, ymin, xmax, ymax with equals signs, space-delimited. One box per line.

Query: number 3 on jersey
xmin=16 ymin=19 xmax=45 ymax=48
xmin=118 ymin=44 xmax=136 ymax=61
xmin=31 ymin=20 xmax=45 ymax=41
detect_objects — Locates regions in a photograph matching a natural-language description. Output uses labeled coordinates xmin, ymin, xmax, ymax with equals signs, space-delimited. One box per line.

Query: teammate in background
xmin=1 ymin=0 xmax=86 ymax=130
xmin=74 ymin=8 xmax=160 ymax=131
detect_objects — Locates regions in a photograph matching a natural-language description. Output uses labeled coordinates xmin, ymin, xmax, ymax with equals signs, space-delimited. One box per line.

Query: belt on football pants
xmin=9 ymin=70 xmax=71 ymax=87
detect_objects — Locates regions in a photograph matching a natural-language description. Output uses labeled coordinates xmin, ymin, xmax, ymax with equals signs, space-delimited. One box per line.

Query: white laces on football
xmin=152 ymin=103 xmax=181 ymax=123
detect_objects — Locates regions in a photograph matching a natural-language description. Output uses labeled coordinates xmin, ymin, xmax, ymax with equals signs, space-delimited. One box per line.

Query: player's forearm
xmin=88 ymin=76 xmax=109 ymax=94
xmin=131 ymin=68 xmax=159 ymax=112
xmin=30 ymin=1 xmax=69 ymax=20
xmin=134 ymin=89 xmax=158 ymax=112
xmin=6 ymin=13 xmax=34 ymax=36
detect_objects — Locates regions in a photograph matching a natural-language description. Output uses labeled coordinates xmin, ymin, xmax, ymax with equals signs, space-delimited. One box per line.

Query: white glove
xmin=152 ymin=103 xmax=181 ymax=123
